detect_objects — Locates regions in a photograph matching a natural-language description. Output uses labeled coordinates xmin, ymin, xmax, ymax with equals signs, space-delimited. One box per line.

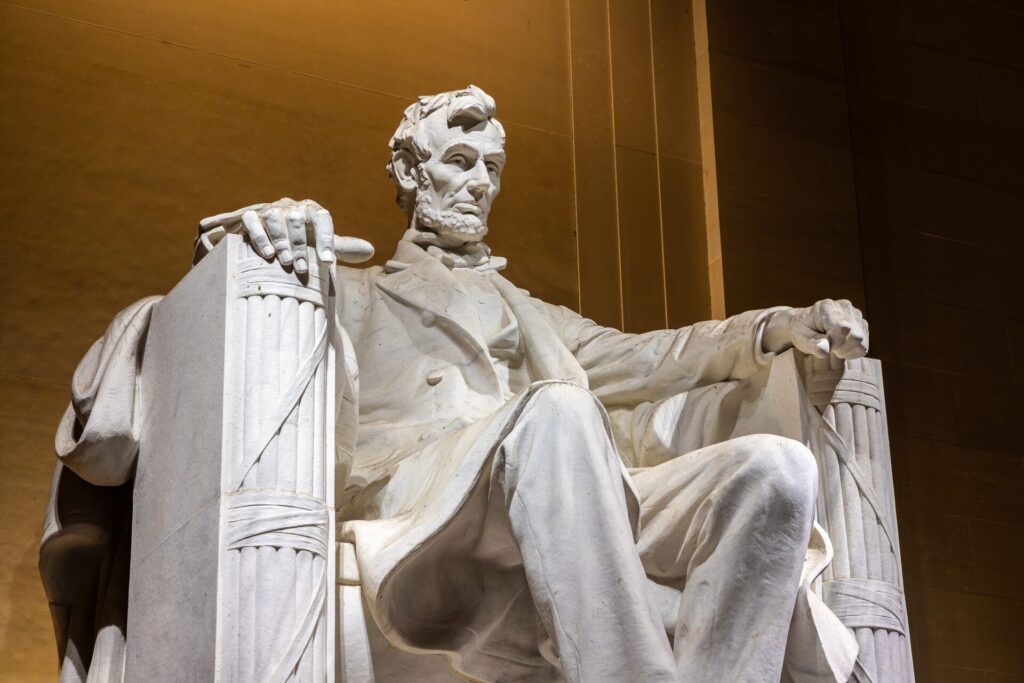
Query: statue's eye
xmin=486 ymin=162 xmax=500 ymax=174
xmin=448 ymin=154 xmax=469 ymax=169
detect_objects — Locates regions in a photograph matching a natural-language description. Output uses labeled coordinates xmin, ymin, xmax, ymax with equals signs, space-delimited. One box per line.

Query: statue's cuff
xmin=753 ymin=306 xmax=791 ymax=366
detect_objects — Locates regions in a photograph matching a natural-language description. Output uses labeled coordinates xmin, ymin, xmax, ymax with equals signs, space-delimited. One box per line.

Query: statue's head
xmin=387 ymin=85 xmax=506 ymax=246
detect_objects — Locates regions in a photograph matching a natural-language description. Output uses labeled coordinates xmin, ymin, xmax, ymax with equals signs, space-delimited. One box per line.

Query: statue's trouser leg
xmin=632 ymin=434 xmax=818 ymax=683
xmin=496 ymin=382 xmax=679 ymax=683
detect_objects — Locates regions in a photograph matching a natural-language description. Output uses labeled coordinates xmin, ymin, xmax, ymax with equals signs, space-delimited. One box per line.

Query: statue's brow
xmin=441 ymin=141 xmax=505 ymax=160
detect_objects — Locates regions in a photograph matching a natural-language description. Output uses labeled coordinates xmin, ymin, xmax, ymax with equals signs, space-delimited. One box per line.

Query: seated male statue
xmin=47 ymin=85 xmax=867 ymax=682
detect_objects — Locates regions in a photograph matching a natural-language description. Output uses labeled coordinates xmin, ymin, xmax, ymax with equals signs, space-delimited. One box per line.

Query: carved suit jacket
xmin=44 ymin=238 xmax=798 ymax=682
xmin=329 ymin=242 xmax=791 ymax=667
xmin=337 ymin=239 xmax=780 ymax=490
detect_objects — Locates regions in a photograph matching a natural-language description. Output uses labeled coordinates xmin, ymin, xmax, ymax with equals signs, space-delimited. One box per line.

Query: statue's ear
xmin=390 ymin=149 xmax=420 ymax=194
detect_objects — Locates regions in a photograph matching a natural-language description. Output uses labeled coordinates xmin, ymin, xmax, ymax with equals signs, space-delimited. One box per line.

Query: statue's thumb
xmin=791 ymin=322 xmax=830 ymax=358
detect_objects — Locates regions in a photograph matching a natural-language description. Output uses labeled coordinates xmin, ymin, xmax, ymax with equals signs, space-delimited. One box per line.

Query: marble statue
xmin=41 ymin=86 xmax=913 ymax=682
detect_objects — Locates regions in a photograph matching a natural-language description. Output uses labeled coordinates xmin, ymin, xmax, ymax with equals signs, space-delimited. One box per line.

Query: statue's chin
xmin=414 ymin=204 xmax=488 ymax=246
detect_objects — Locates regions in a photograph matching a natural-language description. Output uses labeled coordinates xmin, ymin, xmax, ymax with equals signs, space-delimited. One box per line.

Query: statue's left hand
xmin=763 ymin=299 xmax=868 ymax=359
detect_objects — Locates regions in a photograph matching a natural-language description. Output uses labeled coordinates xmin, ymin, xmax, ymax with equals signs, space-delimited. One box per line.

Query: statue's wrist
xmin=761 ymin=309 xmax=795 ymax=355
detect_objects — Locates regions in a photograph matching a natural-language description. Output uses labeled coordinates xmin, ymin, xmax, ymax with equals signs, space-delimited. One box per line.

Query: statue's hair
xmin=386 ymin=85 xmax=506 ymax=215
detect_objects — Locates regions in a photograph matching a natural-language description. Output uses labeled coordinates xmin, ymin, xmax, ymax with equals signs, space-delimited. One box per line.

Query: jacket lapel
xmin=376 ymin=254 xmax=502 ymax=392
xmin=489 ymin=274 xmax=590 ymax=387
xmin=376 ymin=242 xmax=589 ymax=390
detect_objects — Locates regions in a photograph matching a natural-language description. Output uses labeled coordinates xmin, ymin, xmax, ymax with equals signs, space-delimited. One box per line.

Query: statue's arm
xmin=541 ymin=298 xmax=868 ymax=407
xmin=542 ymin=303 xmax=783 ymax=405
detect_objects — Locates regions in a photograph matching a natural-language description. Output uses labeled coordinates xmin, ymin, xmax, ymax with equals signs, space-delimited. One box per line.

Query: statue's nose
xmin=467 ymin=171 xmax=490 ymax=199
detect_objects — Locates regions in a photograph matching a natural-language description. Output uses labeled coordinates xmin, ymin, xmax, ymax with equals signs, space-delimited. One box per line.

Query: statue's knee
xmin=525 ymin=381 xmax=602 ymax=425
xmin=732 ymin=435 xmax=818 ymax=520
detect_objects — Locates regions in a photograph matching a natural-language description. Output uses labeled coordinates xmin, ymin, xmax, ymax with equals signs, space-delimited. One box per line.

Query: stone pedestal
xmin=127 ymin=234 xmax=336 ymax=681
xmin=732 ymin=351 xmax=914 ymax=682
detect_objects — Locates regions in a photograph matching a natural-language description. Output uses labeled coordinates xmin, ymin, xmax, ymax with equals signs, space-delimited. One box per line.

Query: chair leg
xmin=336 ymin=542 xmax=374 ymax=683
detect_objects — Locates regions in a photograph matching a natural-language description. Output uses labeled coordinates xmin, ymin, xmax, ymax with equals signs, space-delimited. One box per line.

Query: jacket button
xmin=421 ymin=310 xmax=437 ymax=327
xmin=426 ymin=370 xmax=444 ymax=386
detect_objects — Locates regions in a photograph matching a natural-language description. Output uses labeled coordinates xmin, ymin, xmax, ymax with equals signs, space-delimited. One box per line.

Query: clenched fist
xmin=763 ymin=299 xmax=869 ymax=359
xmin=198 ymin=198 xmax=373 ymax=274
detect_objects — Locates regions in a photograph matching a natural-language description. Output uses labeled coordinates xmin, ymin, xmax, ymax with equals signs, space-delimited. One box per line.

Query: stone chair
xmin=40 ymin=235 xmax=913 ymax=682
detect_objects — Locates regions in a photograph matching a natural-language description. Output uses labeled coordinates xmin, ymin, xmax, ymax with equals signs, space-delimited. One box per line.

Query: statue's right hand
xmin=198 ymin=198 xmax=373 ymax=274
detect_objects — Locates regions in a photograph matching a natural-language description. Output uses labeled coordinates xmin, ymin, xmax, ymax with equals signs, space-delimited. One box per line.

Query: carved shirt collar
xmin=385 ymin=229 xmax=508 ymax=273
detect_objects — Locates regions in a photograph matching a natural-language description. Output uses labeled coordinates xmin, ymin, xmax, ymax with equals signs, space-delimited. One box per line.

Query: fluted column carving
xmin=219 ymin=238 xmax=336 ymax=683
xmin=805 ymin=356 xmax=914 ymax=683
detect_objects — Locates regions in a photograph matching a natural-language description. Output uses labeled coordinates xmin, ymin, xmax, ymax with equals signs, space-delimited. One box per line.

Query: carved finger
xmin=790 ymin=320 xmax=830 ymax=359
xmin=834 ymin=337 xmax=868 ymax=359
xmin=287 ymin=207 xmax=308 ymax=274
xmin=818 ymin=300 xmax=848 ymax=330
xmin=833 ymin=326 xmax=869 ymax=359
xmin=309 ymin=207 xmax=336 ymax=263
xmin=200 ymin=202 xmax=268 ymax=233
xmin=826 ymin=323 xmax=852 ymax=353
xmin=334 ymin=236 xmax=375 ymax=264
xmin=810 ymin=299 xmax=838 ymax=332
xmin=241 ymin=210 xmax=275 ymax=259
xmin=817 ymin=300 xmax=868 ymax=358
xmin=836 ymin=299 xmax=864 ymax=322
xmin=263 ymin=207 xmax=292 ymax=266
xmin=300 ymin=198 xmax=324 ymax=213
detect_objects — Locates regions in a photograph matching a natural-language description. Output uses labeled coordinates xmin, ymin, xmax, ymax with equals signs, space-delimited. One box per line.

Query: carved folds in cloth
xmin=40 ymin=235 xmax=912 ymax=682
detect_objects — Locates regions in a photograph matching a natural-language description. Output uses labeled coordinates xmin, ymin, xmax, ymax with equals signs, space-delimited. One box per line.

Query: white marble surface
xmin=41 ymin=85 xmax=916 ymax=683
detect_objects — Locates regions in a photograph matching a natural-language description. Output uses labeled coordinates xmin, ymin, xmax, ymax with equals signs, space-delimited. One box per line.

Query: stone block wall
xmin=844 ymin=1 xmax=1024 ymax=680
xmin=2 ymin=0 xmax=1021 ymax=680
xmin=708 ymin=0 xmax=1024 ymax=680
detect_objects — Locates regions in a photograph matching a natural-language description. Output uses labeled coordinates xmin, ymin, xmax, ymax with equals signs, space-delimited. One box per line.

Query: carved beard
xmin=412 ymin=192 xmax=488 ymax=246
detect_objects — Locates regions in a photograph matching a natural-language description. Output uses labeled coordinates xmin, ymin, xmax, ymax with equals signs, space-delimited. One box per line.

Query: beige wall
xmin=569 ymin=0 xmax=722 ymax=332
xmin=8 ymin=1 xmax=1019 ymax=681
xmin=0 ymin=1 xmax=715 ymax=679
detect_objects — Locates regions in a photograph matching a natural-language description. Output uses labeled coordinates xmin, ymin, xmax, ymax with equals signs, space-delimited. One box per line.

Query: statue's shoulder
xmin=335 ymin=264 xmax=386 ymax=328
xmin=336 ymin=263 xmax=383 ymax=287
xmin=490 ymin=271 xmax=529 ymax=297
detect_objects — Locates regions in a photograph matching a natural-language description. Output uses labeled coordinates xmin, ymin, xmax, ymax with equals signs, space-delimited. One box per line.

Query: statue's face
xmin=413 ymin=112 xmax=506 ymax=243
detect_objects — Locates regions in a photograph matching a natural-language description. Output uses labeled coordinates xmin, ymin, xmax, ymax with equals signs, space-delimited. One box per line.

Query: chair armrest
xmin=742 ymin=351 xmax=915 ymax=683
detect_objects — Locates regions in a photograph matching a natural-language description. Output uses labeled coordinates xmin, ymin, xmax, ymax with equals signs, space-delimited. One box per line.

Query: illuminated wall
xmin=3 ymin=1 xmax=1020 ymax=681
xmin=0 ymin=1 xmax=715 ymax=679
xmin=567 ymin=0 xmax=723 ymax=331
